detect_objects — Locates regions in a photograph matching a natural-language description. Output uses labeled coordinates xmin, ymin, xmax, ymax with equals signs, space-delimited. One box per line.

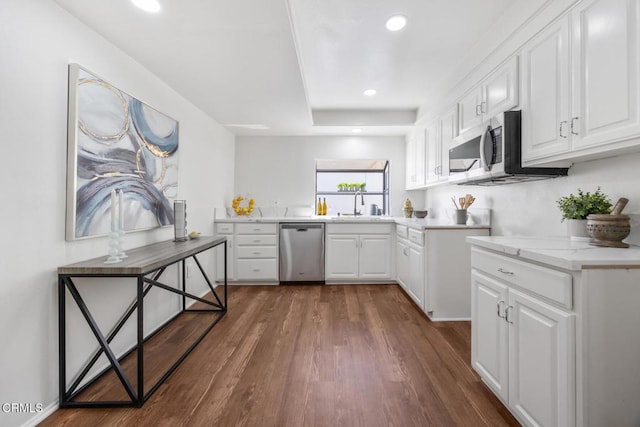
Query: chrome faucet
xmin=353 ymin=190 xmax=365 ymax=216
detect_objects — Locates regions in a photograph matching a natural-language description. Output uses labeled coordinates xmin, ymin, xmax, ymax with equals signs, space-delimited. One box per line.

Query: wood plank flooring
xmin=42 ymin=284 xmax=518 ymax=426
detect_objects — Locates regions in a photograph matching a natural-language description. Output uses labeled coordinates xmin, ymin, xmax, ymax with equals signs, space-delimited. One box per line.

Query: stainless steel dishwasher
xmin=279 ymin=223 xmax=325 ymax=283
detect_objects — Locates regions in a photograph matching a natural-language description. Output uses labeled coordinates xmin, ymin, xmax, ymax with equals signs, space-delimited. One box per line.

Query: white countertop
xmin=466 ymin=235 xmax=640 ymax=270
xmin=215 ymin=216 xmax=490 ymax=229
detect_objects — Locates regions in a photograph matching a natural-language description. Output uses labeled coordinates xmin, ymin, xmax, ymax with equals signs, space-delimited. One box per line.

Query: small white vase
xmin=567 ymin=219 xmax=591 ymax=241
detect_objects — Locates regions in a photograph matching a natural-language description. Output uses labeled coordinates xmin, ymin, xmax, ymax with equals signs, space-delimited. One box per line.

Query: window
xmin=315 ymin=159 xmax=389 ymax=216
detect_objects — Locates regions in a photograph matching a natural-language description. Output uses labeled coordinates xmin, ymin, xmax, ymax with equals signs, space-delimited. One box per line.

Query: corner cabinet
xmin=325 ymin=223 xmax=393 ymax=282
xmin=522 ymin=0 xmax=640 ymax=166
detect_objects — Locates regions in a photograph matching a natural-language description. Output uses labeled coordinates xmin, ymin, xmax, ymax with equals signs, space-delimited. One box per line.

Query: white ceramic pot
xmin=567 ymin=219 xmax=591 ymax=241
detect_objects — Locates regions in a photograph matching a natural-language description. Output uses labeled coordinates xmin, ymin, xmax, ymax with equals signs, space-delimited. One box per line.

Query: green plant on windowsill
xmin=556 ymin=187 xmax=612 ymax=221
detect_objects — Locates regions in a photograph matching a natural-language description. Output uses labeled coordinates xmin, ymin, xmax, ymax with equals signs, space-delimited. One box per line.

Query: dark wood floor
xmin=42 ymin=284 xmax=518 ymax=426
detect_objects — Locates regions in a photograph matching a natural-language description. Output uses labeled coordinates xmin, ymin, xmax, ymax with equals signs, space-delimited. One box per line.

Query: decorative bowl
xmin=188 ymin=232 xmax=201 ymax=239
xmin=413 ymin=210 xmax=428 ymax=218
xmin=586 ymin=214 xmax=630 ymax=248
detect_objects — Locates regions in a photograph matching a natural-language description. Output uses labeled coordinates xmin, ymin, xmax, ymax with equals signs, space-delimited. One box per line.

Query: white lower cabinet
xmin=214 ymin=222 xmax=279 ymax=282
xmin=472 ymin=247 xmax=575 ymax=427
xmin=325 ymin=223 xmax=393 ymax=282
xmin=215 ymin=224 xmax=235 ymax=281
xmin=396 ymin=226 xmax=490 ymax=319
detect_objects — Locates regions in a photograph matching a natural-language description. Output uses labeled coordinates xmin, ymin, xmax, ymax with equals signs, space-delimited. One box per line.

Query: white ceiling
xmin=53 ymin=0 xmax=516 ymax=137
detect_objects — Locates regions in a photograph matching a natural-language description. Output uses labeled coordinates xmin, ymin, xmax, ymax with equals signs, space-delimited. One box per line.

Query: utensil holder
xmin=455 ymin=209 xmax=468 ymax=225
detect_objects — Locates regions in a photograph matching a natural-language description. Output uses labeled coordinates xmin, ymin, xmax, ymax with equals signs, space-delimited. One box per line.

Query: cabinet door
xmin=359 ymin=234 xmax=392 ymax=279
xmin=508 ymin=288 xmax=575 ymax=427
xmin=483 ymin=56 xmax=519 ymax=119
xmin=405 ymin=137 xmax=417 ymax=189
xmin=215 ymin=236 xmax=235 ymax=281
xmin=521 ymin=17 xmax=571 ymax=163
xmin=440 ymin=109 xmax=457 ymax=177
xmin=425 ymin=121 xmax=441 ymax=183
xmin=407 ymin=244 xmax=424 ymax=309
xmin=396 ymin=238 xmax=410 ymax=290
xmin=571 ymin=0 xmax=640 ymax=149
xmin=325 ymin=234 xmax=359 ymax=279
xmin=458 ymin=87 xmax=483 ymax=134
xmin=471 ymin=270 xmax=509 ymax=403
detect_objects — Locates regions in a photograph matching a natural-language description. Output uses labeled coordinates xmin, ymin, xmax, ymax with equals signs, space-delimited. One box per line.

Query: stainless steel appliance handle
xmin=479 ymin=125 xmax=491 ymax=172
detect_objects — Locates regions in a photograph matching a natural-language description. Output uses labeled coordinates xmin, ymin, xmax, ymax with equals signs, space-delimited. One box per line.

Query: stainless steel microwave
xmin=448 ymin=111 xmax=569 ymax=185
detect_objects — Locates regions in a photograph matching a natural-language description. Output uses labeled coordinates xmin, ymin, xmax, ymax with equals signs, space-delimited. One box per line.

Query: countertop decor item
xmin=587 ymin=197 xmax=631 ymax=248
xmin=403 ymin=198 xmax=413 ymax=218
xmin=232 ymin=195 xmax=255 ymax=216
xmin=557 ymin=187 xmax=612 ymax=240
xmin=413 ymin=210 xmax=428 ymax=219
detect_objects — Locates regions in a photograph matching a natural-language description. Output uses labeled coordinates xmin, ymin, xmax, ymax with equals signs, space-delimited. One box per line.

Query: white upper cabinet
xmin=521 ymin=17 xmax=572 ymax=162
xmin=483 ymin=56 xmax=520 ymax=119
xmin=405 ymin=126 xmax=426 ymax=189
xmin=571 ymin=0 xmax=640 ymax=150
xmin=439 ymin=108 xmax=457 ymax=179
xmin=458 ymin=56 xmax=519 ymax=135
xmin=522 ymin=0 xmax=640 ymax=165
xmin=458 ymin=87 xmax=484 ymax=135
xmin=425 ymin=121 xmax=441 ymax=184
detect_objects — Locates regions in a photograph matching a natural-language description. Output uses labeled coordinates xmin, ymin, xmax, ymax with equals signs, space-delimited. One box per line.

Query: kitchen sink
xmin=330 ymin=215 xmax=384 ymax=221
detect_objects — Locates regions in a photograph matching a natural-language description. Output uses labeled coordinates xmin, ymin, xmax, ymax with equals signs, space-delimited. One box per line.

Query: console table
xmin=57 ymin=236 xmax=227 ymax=408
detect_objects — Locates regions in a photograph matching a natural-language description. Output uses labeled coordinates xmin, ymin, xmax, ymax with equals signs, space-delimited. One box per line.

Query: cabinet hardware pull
xmin=253 ymin=252 xmax=260 ymax=255
xmin=497 ymin=267 xmax=514 ymax=275
xmin=559 ymin=121 xmax=568 ymax=138
xmin=497 ymin=301 xmax=505 ymax=318
xmin=481 ymin=101 xmax=487 ymax=114
xmin=570 ymin=117 xmax=579 ymax=135
xmin=253 ymin=240 xmax=261 ymax=243
xmin=252 ymin=269 xmax=260 ymax=272
xmin=505 ymin=306 xmax=514 ymax=324
xmin=476 ymin=104 xmax=482 ymax=116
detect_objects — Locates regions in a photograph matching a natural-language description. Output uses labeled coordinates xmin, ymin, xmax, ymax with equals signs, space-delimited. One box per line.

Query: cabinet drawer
xmin=236 ymin=259 xmax=278 ymax=280
xmin=408 ymin=228 xmax=424 ymax=246
xmin=236 ymin=235 xmax=277 ymax=246
xmin=472 ymin=247 xmax=572 ymax=308
xmin=327 ymin=223 xmax=393 ymax=234
xmin=396 ymin=225 xmax=408 ymax=238
xmin=215 ymin=223 xmax=234 ymax=234
xmin=236 ymin=223 xmax=277 ymax=234
xmin=236 ymin=246 xmax=277 ymax=259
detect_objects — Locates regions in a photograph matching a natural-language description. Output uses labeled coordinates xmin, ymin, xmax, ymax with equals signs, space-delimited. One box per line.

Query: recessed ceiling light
xmin=132 ymin=0 xmax=161 ymax=13
xmin=363 ymin=89 xmax=377 ymax=96
xmin=385 ymin=15 xmax=407 ymax=32
xmin=352 ymin=128 xmax=363 ymax=133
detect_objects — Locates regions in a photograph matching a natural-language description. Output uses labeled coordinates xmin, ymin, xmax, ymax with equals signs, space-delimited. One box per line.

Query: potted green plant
xmin=556 ymin=187 xmax=612 ymax=240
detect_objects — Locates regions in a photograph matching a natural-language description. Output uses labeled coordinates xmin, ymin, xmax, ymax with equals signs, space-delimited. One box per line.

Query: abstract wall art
xmin=66 ymin=64 xmax=179 ymax=240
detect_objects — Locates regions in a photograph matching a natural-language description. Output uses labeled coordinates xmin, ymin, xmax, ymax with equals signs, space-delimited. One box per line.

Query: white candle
xmin=110 ymin=189 xmax=116 ymax=232
xmin=119 ymin=190 xmax=124 ymax=231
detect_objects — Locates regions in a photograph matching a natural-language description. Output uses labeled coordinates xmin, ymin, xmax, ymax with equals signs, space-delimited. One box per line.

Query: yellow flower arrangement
xmin=232 ymin=195 xmax=255 ymax=215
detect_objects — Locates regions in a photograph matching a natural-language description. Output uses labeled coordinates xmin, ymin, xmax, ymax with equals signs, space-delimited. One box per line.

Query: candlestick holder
xmin=116 ymin=228 xmax=128 ymax=258
xmin=104 ymin=231 xmax=122 ymax=264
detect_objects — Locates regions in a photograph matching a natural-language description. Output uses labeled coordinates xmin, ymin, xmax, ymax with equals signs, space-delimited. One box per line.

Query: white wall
xmin=0 ymin=1 xmax=235 ymax=426
xmin=426 ymin=146 xmax=640 ymax=244
xmin=234 ymin=135 xmax=418 ymax=216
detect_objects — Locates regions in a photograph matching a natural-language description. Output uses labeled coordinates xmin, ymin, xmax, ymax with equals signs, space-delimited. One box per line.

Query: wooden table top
xmin=58 ymin=236 xmax=226 ymax=276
